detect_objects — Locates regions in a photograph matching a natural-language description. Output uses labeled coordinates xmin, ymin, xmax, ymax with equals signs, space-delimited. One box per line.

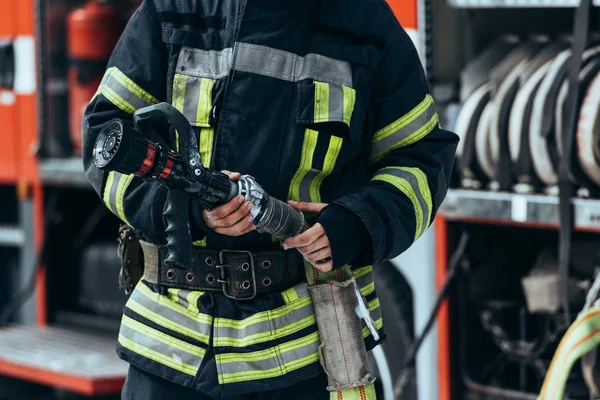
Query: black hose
xmin=393 ymin=231 xmax=470 ymax=397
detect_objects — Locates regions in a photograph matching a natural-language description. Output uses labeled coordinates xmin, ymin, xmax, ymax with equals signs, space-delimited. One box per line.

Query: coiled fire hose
xmin=92 ymin=102 xmax=306 ymax=271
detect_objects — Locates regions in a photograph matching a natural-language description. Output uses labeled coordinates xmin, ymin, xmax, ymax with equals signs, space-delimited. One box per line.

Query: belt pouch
xmin=308 ymin=277 xmax=376 ymax=391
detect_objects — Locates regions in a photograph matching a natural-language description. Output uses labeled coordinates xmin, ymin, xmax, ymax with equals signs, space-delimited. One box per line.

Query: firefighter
xmin=82 ymin=0 xmax=458 ymax=398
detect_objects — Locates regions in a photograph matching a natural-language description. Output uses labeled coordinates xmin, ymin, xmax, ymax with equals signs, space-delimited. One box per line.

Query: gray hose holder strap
xmin=308 ymin=278 xmax=376 ymax=391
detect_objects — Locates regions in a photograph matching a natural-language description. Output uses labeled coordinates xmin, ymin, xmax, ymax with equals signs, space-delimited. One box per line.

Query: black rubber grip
xmin=163 ymin=189 xmax=193 ymax=269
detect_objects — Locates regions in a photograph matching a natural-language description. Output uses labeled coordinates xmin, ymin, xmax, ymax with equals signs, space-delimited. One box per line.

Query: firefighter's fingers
xmin=313 ymin=258 xmax=333 ymax=272
xmin=288 ymin=200 xmax=328 ymax=214
xmin=208 ymin=201 xmax=253 ymax=228
xmin=297 ymin=235 xmax=329 ymax=255
xmin=214 ymin=213 xmax=256 ymax=236
xmin=203 ymin=195 xmax=245 ymax=221
xmin=221 ymin=170 xmax=242 ymax=181
xmin=282 ymin=223 xmax=325 ymax=249
xmin=306 ymin=247 xmax=332 ymax=264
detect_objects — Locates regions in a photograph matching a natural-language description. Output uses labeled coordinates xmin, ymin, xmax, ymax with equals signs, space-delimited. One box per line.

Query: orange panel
xmin=435 ymin=217 xmax=451 ymax=400
xmin=386 ymin=0 xmax=418 ymax=30
xmin=0 ymin=0 xmax=18 ymax=183
xmin=0 ymin=360 xmax=125 ymax=395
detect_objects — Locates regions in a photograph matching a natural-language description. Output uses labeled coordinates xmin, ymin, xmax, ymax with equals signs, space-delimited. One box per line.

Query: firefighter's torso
xmin=116 ymin=0 xmax=391 ymax=396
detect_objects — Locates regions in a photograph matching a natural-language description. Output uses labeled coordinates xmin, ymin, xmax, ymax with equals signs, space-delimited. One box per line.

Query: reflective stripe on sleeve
xmin=371 ymin=167 xmax=432 ymax=241
xmin=95 ymin=67 xmax=158 ymax=114
xmin=102 ymin=172 xmax=134 ymax=226
xmin=216 ymin=331 xmax=320 ymax=384
xmin=370 ymin=95 xmax=438 ymax=163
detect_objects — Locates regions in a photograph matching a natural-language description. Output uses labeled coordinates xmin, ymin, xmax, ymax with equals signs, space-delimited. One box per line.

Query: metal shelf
xmin=447 ymin=0 xmax=597 ymax=8
xmin=39 ymin=157 xmax=90 ymax=189
xmin=0 ymin=324 xmax=127 ymax=395
xmin=0 ymin=226 xmax=24 ymax=247
xmin=439 ymin=189 xmax=600 ymax=231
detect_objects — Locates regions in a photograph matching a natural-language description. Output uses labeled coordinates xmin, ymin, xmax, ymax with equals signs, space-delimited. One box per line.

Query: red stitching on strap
xmin=330 ymin=282 xmax=351 ymax=383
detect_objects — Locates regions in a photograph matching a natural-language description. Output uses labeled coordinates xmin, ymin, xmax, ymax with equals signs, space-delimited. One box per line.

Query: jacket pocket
xmin=296 ymin=79 xmax=359 ymax=141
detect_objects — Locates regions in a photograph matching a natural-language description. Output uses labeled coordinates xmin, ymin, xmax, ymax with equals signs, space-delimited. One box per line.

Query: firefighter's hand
xmin=282 ymin=201 xmax=333 ymax=272
xmin=202 ymin=171 xmax=256 ymax=236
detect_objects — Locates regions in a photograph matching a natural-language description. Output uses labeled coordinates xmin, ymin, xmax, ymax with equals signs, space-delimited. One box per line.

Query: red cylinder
xmin=67 ymin=0 xmax=123 ymax=155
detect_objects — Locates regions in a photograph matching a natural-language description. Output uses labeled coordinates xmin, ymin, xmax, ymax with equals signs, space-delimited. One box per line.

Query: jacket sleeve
xmin=318 ymin=26 xmax=459 ymax=268
xmin=82 ymin=0 xmax=169 ymax=242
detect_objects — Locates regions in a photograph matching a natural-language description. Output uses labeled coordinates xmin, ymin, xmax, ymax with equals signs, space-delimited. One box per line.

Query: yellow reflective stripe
xmin=287 ymin=129 xmax=319 ymax=201
xmin=360 ymin=281 xmax=375 ymax=297
xmin=115 ymin=173 xmax=134 ymax=226
xmin=100 ymin=84 xmax=137 ymax=114
xmin=218 ymin=331 xmax=319 ymax=364
xmin=121 ymin=314 xmax=206 ymax=357
xmin=126 ymin=298 xmax=210 ymax=344
xmin=186 ymin=291 xmax=204 ymax=314
xmin=216 ymin=315 xmax=316 ymax=348
xmin=215 ymin=295 xmax=312 ymax=329
xmin=331 ymin=384 xmax=377 ymax=400
xmin=385 ymin=166 xmax=432 ymax=228
xmin=352 ymin=265 xmax=372 ymax=280
xmin=118 ymin=334 xmax=198 ymax=375
xmin=370 ymin=113 xmax=438 ymax=163
xmin=172 ymin=73 xmax=188 ymax=113
xmin=362 ymin=317 xmax=383 ymax=338
xmin=197 ymin=79 xmax=215 ymax=126
xmin=368 ymin=298 xmax=380 ymax=311
xmin=172 ymin=73 xmax=188 ymax=152
xmin=373 ymin=95 xmax=434 ymax=141
xmin=314 ymin=81 xmax=330 ymax=122
xmin=108 ymin=67 xmax=159 ymax=105
xmin=193 ymin=238 xmax=207 ymax=247
xmin=219 ymin=353 xmax=320 ymax=384
xmin=95 ymin=67 xmax=158 ymax=114
xmin=342 ymin=85 xmax=356 ymax=125
xmin=372 ymin=170 xmax=426 ymax=241
xmin=102 ymin=172 xmax=116 ymax=213
xmin=199 ymin=128 xmax=215 ymax=167
xmin=137 ymin=283 xmax=213 ymax=325
xmin=281 ymin=287 xmax=300 ymax=304
xmin=309 ymin=135 xmax=343 ymax=203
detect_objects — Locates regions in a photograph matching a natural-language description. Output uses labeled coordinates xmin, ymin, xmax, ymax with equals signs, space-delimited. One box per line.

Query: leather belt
xmin=139 ymin=241 xmax=305 ymax=300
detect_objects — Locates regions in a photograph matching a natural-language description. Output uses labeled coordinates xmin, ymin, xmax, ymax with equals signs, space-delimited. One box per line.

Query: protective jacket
xmin=82 ymin=0 xmax=458 ymax=397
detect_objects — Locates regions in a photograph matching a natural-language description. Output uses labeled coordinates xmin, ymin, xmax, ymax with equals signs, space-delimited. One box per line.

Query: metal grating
xmin=39 ymin=158 xmax=90 ymax=189
xmin=439 ymin=188 xmax=600 ymax=231
xmin=447 ymin=0 xmax=600 ymax=7
xmin=0 ymin=325 xmax=127 ymax=378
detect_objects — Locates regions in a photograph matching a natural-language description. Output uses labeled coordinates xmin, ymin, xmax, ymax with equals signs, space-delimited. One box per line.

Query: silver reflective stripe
xmin=299 ymin=169 xmax=320 ymax=202
xmin=108 ymin=172 xmax=121 ymax=214
xmin=178 ymin=43 xmax=353 ymax=87
xmin=294 ymin=283 xmax=310 ymax=298
xmin=182 ymin=78 xmax=201 ymax=123
xmin=104 ymin=73 xmax=151 ymax=111
xmin=328 ymin=83 xmax=344 ymax=122
xmin=371 ymin=101 xmax=437 ymax=157
xmin=177 ymin=48 xmax=233 ymax=80
xmin=217 ymin=332 xmax=320 ymax=378
xmin=214 ymin=297 xmax=315 ymax=347
xmin=129 ymin=284 xmax=212 ymax=341
xmin=120 ymin=321 xmax=205 ymax=368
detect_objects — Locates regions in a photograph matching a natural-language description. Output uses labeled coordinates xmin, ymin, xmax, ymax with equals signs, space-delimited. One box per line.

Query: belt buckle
xmin=216 ymin=250 xmax=257 ymax=300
